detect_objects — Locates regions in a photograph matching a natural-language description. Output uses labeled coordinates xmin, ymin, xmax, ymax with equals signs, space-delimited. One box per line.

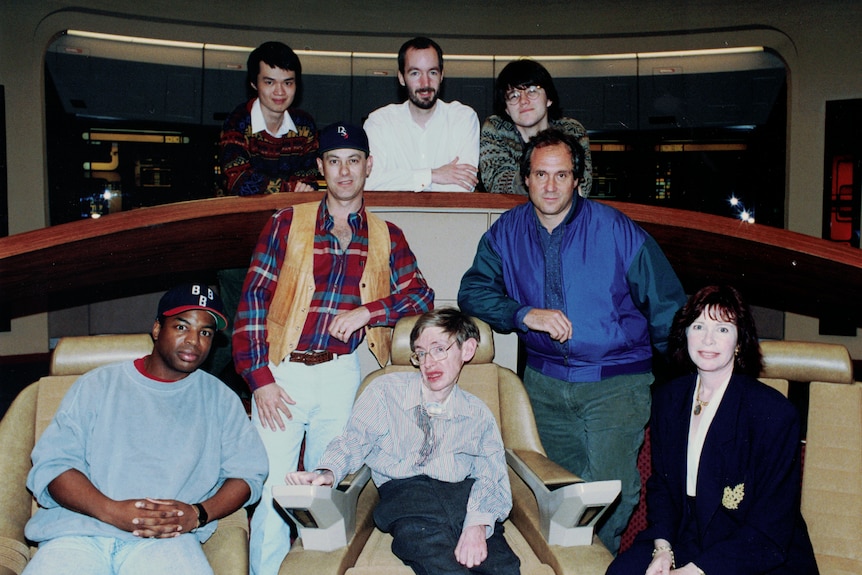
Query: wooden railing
xmin=1 ymin=192 xmax=861 ymax=327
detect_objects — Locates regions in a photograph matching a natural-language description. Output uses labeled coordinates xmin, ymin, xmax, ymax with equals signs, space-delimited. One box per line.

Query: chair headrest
xmin=51 ymin=334 xmax=154 ymax=376
xmin=390 ymin=314 xmax=495 ymax=366
xmin=759 ymin=340 xmax=854 ymax=385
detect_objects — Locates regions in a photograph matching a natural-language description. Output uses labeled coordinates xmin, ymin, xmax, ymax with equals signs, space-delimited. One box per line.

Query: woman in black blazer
xmin=608 ymin=285 xmax=818 ymax=575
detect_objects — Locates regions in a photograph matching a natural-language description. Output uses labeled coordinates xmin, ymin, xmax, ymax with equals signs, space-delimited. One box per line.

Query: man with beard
xmin=363 ymin=37 xmax=479 ymax=192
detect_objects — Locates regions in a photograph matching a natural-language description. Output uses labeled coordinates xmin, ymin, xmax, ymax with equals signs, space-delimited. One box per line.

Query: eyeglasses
xmin=505 ymin=85 xmax=542 ymax=104
xmin=410 ymin=341 xmax=456 ymax=367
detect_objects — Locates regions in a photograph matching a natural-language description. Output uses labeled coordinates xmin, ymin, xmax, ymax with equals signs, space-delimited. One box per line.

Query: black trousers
xmin=374 ymin=475 xmax=521 ymax=575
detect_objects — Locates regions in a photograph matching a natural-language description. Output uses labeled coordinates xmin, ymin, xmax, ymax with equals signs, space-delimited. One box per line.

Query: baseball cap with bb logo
xmin=157 ymin=283 xmax=228 ymax=331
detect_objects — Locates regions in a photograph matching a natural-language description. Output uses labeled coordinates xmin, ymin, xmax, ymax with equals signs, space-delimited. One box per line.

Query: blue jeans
xmin=22 ymin=534 xmax=212 ymax=575
xmin=248 ymin=351 xmax=361 ymax=575
xmin=523 ymin=366 xmax=652 ymax=554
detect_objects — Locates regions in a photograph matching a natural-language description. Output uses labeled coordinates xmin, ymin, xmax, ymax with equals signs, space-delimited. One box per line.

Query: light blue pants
xmin=248 ymin=351 xmax=361 ymax=575
xmin=22 ymin=534 xmax=212 ymax=575
xmin=523 ymin=367 xmax=652 ymax=555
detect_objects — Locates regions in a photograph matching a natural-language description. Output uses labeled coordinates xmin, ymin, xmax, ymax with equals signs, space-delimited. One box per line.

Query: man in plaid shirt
xmin=233 ymin=121 xmax=434 ymax=575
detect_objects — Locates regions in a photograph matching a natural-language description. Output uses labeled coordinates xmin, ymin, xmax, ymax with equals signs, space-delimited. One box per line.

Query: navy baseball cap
xmin=157 ymin=283 xmax=228 ymax=331
xmin=318 ymin=121 xmax=370 ymax=156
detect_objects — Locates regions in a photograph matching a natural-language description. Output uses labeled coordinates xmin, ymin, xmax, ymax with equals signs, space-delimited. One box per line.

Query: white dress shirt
xmin=250 ymin=98 xmax=298 ymax=137
xmin=364 ymin=100 xmax=479 ymax=192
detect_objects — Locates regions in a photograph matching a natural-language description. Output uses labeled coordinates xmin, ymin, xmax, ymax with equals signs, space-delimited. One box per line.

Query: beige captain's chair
xmin=756 ymin=340 xmax=861 ymax=575
xmin=0 ymin=333 xmax=252 ymax=575
xmin=277 ymin=315 xmax=617 ymax=575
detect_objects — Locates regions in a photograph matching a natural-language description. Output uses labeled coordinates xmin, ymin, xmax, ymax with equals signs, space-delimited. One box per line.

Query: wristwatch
xmin=194 ymin=502 xmax=209 ymax=529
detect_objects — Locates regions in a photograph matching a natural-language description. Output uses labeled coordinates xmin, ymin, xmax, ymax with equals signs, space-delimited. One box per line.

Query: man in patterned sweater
xmin=214 ymin=42 xmax=321 ymax=386
xmin=480 ymin=58 xmax=593 ymax=197
xmin=219 ymin=41 xmax=319 ymax=196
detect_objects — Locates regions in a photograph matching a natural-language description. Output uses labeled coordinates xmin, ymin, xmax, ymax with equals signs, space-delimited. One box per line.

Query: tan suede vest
xmin=266 ymin=202 xmax=393 ymax=368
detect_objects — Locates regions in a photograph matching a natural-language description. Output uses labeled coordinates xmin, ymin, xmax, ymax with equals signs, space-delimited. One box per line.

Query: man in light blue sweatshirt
xmin=23 ymin=283 xmax=268 ymax=575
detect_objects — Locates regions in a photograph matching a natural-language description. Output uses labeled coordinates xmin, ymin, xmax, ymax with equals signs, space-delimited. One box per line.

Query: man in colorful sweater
xmin=214 ymin=42 xmax=321 ymax=387
xmin=219 ymin=41 xmax=319 ymax=196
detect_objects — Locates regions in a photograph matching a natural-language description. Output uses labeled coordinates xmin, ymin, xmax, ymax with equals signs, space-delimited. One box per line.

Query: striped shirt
xmin=317 ymin=371 xmax=512 ymax=531
xmin=233 ymin=200 xmax=434 ymax=391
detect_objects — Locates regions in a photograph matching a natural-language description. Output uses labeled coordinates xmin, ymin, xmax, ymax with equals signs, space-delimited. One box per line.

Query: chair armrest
xmin=0 ymin=383 xmax=40 ymax=575
xmin=0 ymin=536 xmax=30 ymax=575
xmin=277 ymin=481 xmax=379 ymax=575
xmin=272 ymin=465 xmax=372 ymax=552
xmin=201 ymin=507 xmax=250 ymax=575
xmin=336 ymin=466 xmax=372 ymax=492
xmin=508 ymin=448 xmax=584 ymax=489
xmin=506 ymin=448 xmax=621 ymax=546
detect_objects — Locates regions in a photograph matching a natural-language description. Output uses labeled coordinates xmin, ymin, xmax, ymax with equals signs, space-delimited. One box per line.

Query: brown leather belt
xmin=288 ymin=350 xmax=337 ymax=365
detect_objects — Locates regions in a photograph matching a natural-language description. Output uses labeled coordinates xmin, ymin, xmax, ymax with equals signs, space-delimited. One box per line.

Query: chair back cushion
xmin=458 ymin=364 xmax=502 ymax=424
xmin=759 ymin=340 xmax=853 ymax=384
xmin=50 ymin=334 xmax=153 ymax=376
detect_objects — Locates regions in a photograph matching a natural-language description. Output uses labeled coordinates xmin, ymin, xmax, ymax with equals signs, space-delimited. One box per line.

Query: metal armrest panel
xmin=507 ymin=448 xmax=621 ymax=546
xmin=272 ymin=466 xmax=372 ymax=551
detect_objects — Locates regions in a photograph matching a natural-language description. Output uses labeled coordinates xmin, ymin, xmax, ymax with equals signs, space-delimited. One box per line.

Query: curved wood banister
xmin=1 ymin=192 xmax=861 ymax=326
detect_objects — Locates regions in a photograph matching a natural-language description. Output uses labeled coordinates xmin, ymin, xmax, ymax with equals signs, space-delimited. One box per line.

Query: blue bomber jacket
xmin=458 ymin=199 xmax=686 ymax=382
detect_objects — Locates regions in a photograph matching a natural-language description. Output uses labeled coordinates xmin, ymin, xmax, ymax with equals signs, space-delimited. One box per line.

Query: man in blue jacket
xmin=458 ymin=129 xmax=686 ymax=554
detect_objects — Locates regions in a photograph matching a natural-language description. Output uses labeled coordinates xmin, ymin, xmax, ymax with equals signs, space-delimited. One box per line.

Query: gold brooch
xmin=722 ymin=483 xmax=745 ymax=510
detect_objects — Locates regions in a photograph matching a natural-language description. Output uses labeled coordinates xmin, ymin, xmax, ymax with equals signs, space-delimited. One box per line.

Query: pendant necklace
xmin=693 ymin=377 xmax=709 ymax=416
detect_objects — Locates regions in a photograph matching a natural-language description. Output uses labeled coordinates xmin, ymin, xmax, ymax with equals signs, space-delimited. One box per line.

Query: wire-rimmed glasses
xmin=505 ymin=84 xmax=542 ymax=104
xmin=410 ymin=341 xmax=456 ymax=367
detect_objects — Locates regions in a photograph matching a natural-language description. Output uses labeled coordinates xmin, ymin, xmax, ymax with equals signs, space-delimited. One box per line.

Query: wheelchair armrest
xmin=335 ymin=466 xmax=372 ymax=492
xmin=271 ymin=465 xmax=372 ymax=551
xmin=506 ymin=448 xmax=621 ymax=546
xmin=507 ymin=448 xmax=584 ymax=489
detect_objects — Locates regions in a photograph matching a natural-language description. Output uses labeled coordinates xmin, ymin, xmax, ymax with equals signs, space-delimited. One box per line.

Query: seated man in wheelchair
xmin=286 ymin=308 xmax=520 ymax=574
